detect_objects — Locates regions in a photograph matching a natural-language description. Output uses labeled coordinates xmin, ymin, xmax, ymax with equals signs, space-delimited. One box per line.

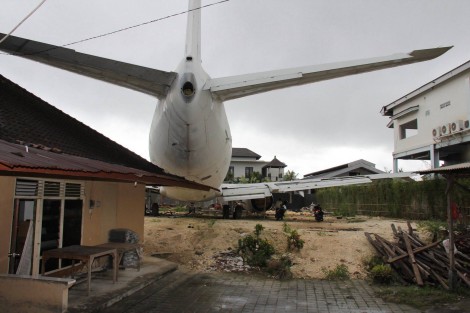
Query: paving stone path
xmin=100 ymin=270 xmax=420 ymax=313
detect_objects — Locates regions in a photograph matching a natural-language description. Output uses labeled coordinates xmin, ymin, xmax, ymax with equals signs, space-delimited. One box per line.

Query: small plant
xmin=238 ymin=224 xmax=275 ymax=267
xmin=207 ymin=219 xmax=216 ymax=227
xmin=254 ymin=224 xmax=264 ymax=238
xmin=370 ymin=264 xmax=394 ymax=284
xmin=322 ymin=264 xmax=350 ymax=280
xmin=287 ymin=229 xmax=304 ymax=251
xmin=417 ymin=220 xmax=447 ymax=242
xmin=282 ymin=222 xmax=292 ymax=233
xmin=363 ymin=255 xmax=385 ymax=271
xmin=266 ymin=255 xmax=293 ymax=279
xmin=283 ymin=223 xmax=305 ymax=251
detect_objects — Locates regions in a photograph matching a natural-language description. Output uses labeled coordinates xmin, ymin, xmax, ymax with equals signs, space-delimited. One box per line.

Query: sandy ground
xmin=142 ymin=211 xmax=416 ymax=279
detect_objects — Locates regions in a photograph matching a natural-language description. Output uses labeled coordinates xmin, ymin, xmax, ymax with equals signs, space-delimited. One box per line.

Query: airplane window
xmin=182 ymin=82 xmax=195 ymax=96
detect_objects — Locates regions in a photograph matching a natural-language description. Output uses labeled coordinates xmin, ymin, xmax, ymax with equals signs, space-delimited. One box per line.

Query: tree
xmin=283 ymin=170 xmax=298 ymax=181
xmin=249 ymin=171 xmax=263 ymax=183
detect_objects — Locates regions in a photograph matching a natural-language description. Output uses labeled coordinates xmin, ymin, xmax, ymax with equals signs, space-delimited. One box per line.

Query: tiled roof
xmin=0 ymin=74 xmax=159 ymax=173
xmin=263 ymin=156 xmax=286 ymax=168
xmin=232 ymin=148 xmax=261 ymax=160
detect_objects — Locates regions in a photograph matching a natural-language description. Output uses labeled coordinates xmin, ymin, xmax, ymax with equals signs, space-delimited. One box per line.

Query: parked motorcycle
xmin=313 ymin=204 xmax=324 ymax=222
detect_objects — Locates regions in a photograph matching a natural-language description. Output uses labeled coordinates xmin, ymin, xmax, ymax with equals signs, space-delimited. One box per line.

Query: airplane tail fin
xmin=185 ymin=0 xmax=202 ymax=63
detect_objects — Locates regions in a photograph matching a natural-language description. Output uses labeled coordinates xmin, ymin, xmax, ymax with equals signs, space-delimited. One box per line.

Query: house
xmin=0 ymin=74 xmax=206 ymax=312
xmin=381 ymin=60 xmax=470 ymax=172
xmin=303 ymin=159 xmax=384 ymax=179
xmin=262 ymin=156 xmax=287 ymax=181
xmin=226 ymin=148 xmax=287 ymax=182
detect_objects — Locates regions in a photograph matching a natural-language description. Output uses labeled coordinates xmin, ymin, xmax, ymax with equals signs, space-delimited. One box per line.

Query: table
xmin=41 ymin=245 xmax=117 ymax=296
xmin=95 ymin=242 xmax=141 ymax=272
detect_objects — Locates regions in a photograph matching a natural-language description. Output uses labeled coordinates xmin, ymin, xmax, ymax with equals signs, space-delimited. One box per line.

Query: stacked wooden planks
xmin=365 ymin=221 xmax=470 ymax=289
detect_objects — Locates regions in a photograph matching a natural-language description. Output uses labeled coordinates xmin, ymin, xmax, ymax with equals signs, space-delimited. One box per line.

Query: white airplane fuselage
xmin=150 ymin=58 xmax=231 ymax=201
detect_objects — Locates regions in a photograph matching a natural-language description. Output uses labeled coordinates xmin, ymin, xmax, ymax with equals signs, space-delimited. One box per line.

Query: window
xmin=10 ymin=179 xmax=84 ymax=275
xmin=399 ymin=119 xmax=418 ymax=139
xmin=245 ymin=167 xmax=253 ymax=178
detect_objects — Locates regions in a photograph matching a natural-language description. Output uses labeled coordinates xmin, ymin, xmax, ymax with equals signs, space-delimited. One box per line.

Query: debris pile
xmin=208 ymin=250 xmax=251 ymax=273
xmin=365 ymin=222 xmax=470 ymax=289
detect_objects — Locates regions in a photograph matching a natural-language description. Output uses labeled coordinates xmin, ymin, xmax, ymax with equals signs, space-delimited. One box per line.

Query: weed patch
xmin=322 ymin=264 xmax=350 ymax=280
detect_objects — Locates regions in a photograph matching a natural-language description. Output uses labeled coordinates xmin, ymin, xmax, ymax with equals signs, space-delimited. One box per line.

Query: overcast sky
xmin=1 ymin=0 xmax=469 ymax=177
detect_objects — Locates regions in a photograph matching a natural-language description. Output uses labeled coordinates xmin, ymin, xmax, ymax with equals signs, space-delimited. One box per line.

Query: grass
xmin=374 ymin=285 xmax=470 ymax=310
xmin=322 ymin=264 xmax=350 ymax=280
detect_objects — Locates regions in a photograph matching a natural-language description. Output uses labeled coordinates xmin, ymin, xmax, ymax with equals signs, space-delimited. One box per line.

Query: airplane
xmin=0 ymin=0 xmax=451 ymax=205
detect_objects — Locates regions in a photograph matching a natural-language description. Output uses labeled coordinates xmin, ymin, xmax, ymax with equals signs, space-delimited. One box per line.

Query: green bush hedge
xmin=315 ymin=178 xmax=470 ymax=220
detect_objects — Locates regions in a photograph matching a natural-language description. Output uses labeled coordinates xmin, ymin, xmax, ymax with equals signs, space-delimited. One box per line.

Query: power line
xmin=0 ymin=0 xmax=48 ymax=45
xmin=62 ymin=0 xmax=230 ymax=48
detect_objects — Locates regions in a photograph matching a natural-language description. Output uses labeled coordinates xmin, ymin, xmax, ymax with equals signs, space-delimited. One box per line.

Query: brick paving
xmin=99 ymin=270 xmax=420 ymax=313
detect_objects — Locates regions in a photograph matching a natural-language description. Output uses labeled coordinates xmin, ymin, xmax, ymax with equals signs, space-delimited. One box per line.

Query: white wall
xmin=230 ymin=160 xmax=267 ymax=178
xmin=393 ymin=73 xmax=470 ymax=154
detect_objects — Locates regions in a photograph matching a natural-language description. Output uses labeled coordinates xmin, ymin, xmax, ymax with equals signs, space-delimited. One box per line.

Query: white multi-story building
xmin=381 ymin=60 xmax=470 ymax=172
xmin=226 ymin=148 xmax=286 ymax=182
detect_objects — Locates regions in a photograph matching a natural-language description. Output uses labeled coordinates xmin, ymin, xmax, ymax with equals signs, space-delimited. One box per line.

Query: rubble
xmin=207 ymin=250 xmax=251 ymax=273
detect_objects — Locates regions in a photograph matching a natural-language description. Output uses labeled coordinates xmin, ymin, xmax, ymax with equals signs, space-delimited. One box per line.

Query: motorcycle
xmin=313 ymin=204 xmax=324 ymax=222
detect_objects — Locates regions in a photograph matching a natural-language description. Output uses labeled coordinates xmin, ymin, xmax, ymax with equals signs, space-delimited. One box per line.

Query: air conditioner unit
xmin=464 ymin=120 xmax=470 ymax=129
xmin=432 ymin=127 xmax=441 ymax=137
xmin=441 ymin=123 xmax=451 ymax=136
xmin=451 ymin=120 xmax=464 ymax=132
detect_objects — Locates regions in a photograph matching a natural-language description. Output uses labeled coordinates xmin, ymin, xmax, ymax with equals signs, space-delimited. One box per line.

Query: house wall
xmin=392 ymin=73 xmax=470 ymax=154
xmin=82 ymin=181 xmax=144 ymax=245
xmin=0 ymin=178 xmax=145 ymax=275
xmin=264 ymin=167 xmax=284 ymax=181
xmin=116 ymin=183 xmax=145 ymax=240
xmin=231 ymin=160 xmax=267 ymax=178
xmin=0 ymin=177 xmax=15 ymax=273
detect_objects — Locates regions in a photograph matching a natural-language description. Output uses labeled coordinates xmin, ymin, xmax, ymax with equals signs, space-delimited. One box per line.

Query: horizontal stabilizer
xmin=205 ymin=47 xmax=452 ymax=101
xmin=0 ymin=33 xmax=177 ymax=98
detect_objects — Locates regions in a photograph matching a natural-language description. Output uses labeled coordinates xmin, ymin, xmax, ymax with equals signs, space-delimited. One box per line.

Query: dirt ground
xmin=142 ymin=211 xmax=417 ymax=279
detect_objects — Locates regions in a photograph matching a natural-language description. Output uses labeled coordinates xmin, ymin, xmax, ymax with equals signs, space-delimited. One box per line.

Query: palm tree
xmin=283 ymin=170 xmax=298 ymax=181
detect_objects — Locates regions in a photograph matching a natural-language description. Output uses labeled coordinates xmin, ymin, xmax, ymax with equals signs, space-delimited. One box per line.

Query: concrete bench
xmin=0 ymin=274 xmax=75 ymax=313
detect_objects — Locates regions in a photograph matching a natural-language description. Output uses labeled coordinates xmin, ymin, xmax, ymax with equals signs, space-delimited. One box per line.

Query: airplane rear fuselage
xmin=149 ymin=58 xmax=231 ymax=201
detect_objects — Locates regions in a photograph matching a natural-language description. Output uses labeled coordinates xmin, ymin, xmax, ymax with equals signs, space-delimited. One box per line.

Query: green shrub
xmin=322 ymin=264 xmax=350 ymax=280
xmin=286 ymin=229 xmax=304 ymax=251
xmin=363 ymin=255 xmax=385 ymax=271
xmin=417 ymin=220 xmax=447 ymax=242
xmin=283 ymin=223 xmax=305 ymax=251
xmin=370 ymin=264 xmax=394 ymax=284
xmin=238 ymin=224 xmax=275 ymax=267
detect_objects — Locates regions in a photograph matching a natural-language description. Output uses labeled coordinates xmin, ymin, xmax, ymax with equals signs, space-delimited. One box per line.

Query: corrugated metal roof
xmin=0 ymin=139 xmax=210 ymax=190
xmin=416 ymin=162 xmax=470 ymax=174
